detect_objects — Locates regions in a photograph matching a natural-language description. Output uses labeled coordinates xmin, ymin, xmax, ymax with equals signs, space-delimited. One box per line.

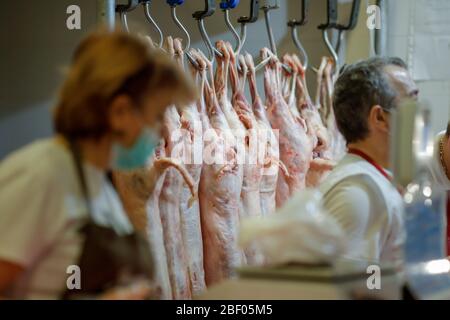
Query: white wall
xmin=0 ymin=0 xmax=97 ymax=158
xmin=386 ymin=0 xmax=450 ymax=135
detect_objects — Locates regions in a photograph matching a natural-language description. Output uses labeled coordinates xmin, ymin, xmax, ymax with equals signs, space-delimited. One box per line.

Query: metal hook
xmin=168 ymin=2 xmax=191 ymax=52
xmin=193 ymin=0 xmax=222 ymax=62
xmin=336 ymin=0 xmax=362 ymax=31
xmin=237 ymin=0 xmax=259 ymax=54
xmin=290 ymin=28 xmax=308 ymax=71
xmin=116 ymin=0 xmax=139 ymax=33
xmin=316 ymin=0 xmax=362 ymax=74
xmin=236 ymin=0 xmax=291 ymax=74
xmin=166 ymin=0 xmax=199 ymax=69
xmin=221 ymin=0 xmax=242 ymax=55
xmin=322 ymin=29 xmax=339 ymax=71
xmin=142 ymin=1 xmax=163 ymax=48
xmin=334 ymin=29 xmax=344 ymax=55
xmin=333 ymin=0 xmax=361 ymax=54
xmin=287 ymin=0 xmax=309 ymax=70
xmin=199 ymin=19 xmax=219 ymax=61
xmin=120 ymin=11 xmax=130 ymax=33
xmin=261 ymin=1 xmax=279 ymax=57
xmin=238 ymin=24 xmax=247 ymax=55
xmin=316 ymin=0 xmax=339 ymax=74
xmin=259 ymin=1 xmax=292 ymax=73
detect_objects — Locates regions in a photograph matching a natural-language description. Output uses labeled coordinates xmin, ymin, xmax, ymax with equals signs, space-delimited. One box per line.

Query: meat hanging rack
xmin=105 ymin=0 xmax=298 ymax=74
xmin=97 ymin=0 xmax=367 ymax=75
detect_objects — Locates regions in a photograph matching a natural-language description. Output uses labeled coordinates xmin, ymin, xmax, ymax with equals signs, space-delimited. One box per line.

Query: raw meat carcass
xmin=289 ymin=55 xmax=335 ymax=187
xmin=191 ymin=49 xmax=243 ymax=285
xmin=244 ymin=53 xmax=287 ymax=216
xmin=214 ymin=41 xmax=246 ymax=218
xmin=227 ymin=44 xmax=263 ymax=264
xmin=213 ymin=41 xmax=247 ymax=262
xmin=262 ymin=48 xmax=313 ymax=207
xmin=214 ymin=41 xmax=246 ymax=148
xmin=280 ymin=54 xmax=333 ymax=187
xmin=112 ymin=143 xmax=170 ymax=299
xmin=157 ymin=37 xmax=191 ymax=300
xmin=281 ymin=55 xmax=307 ymax=128
xmin=290 ymin=55 xmax=329 ymax=155
xmin=316 ymin=57 xmax=346 ymax=161
xmin=159 ymin=104 xmax=191 ymax=300
xmin=315 ymin=58 xmax=330 ymax=127
xmin=113 ymin=143 xmax=196 ymax=300
xmin=228 ymin=47 xmax=262 ymax=213
xmin=143 ymin=145 xmax=171 ymax=300
xmin=172 ymin=39 xmax=206 ymax=297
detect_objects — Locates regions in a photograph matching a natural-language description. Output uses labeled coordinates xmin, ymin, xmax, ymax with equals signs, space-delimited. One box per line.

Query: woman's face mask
xmin=112 ymin=128 xmax=160 ymax=170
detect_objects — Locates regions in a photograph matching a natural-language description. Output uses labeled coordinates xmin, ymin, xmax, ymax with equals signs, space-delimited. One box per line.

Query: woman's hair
xmin=54 ymin=31 xmax=197 ymax=140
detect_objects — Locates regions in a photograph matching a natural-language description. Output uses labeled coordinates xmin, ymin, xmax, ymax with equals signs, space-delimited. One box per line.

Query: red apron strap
xmin=347 ymin=148 xmax=392 ymax=182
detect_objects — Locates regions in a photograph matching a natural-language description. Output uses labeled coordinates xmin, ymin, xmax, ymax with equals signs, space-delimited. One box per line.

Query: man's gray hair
xmin=333 ymin=57 xmax=408 ymax=144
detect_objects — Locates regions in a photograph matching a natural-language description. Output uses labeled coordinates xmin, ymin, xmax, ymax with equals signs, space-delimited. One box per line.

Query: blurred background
xmin=0 ymin=0 xmax=449 ymax=158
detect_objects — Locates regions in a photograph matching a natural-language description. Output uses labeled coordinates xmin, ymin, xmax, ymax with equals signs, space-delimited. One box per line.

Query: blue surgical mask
xmin=112 ymin=128 xmax=160 ymax=170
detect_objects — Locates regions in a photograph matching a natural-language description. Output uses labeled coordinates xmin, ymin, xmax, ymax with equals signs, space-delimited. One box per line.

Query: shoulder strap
xmin=68 ymin=140 xmax=93 ymax=219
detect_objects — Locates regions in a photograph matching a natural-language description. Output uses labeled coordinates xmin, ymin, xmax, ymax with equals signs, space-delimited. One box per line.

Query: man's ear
xmin=369 ymin=105 xmax=390 ymax=133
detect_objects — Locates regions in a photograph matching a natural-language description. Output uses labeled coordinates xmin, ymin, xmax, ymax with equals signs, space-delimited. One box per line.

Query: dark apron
xmin=62 ymin=141 xmax=154 ymax=299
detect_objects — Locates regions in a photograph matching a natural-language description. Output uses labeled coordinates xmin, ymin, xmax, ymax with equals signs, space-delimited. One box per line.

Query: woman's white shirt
xmin=0 ymin=138 xmax=133 ymax=299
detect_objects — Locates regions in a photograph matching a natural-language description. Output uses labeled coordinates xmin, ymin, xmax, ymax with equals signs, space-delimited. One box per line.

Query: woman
xmin=0 ymin=31 xmax=196 ymax=299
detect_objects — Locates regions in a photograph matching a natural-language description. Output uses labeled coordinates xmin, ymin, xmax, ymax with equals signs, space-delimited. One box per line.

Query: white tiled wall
xmin=386 ymin=0 xmax=450 ymax=134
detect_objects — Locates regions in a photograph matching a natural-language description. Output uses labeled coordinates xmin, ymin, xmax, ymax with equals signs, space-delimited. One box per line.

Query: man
xmin=319 ymin=57 xmax=450 ymax=266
